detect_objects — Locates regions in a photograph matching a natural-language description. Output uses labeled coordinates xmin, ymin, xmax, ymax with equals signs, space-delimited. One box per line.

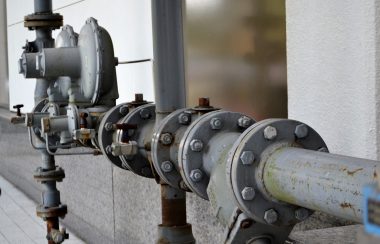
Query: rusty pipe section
xmin=262 ymin=147 xmax=380 ymax=223
xmin=160 ymin=184 xmax=187 ymax=226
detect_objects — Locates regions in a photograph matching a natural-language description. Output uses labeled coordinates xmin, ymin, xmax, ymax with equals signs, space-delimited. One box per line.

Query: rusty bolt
xmin=161 ymin=161 xmax=174 ymax=173
xmin=135 ymin=93 xmax=144 ymax=102
xmin=210 ymin=118 xmax=223 ymax=130
xmin=198 ymin=97 xmax=210 ymax=107
xmin=190 ymin=169 xmax=203 ymax=182
xmin=139 ymin=108 xmax=151 ymax=119
xmin=295 ymin=124 xmax=308 ymax=139
xmin=105 ymin=145 xmax=112 ymax=154
xmin=104 ymin=122 xmax=113 ymax=131
xmin=263 ymin=126 xmax=277 ymax=140
xmin=190 ymin=139 xmax=203 ymax=152
xmin=264 ymin=209 xmax=278 ymax=224
xmin=119 ymin=105 xmax=129 ymax=116
xmin=178 ymin=113 xmax=191 ymax=125
xmin=240 ymin=151 xmax=255 ymax=165
xmin=295 ymin=208 xmax=310 ymax=221
xmin=160 ymin=133 xmax=173 ymax=145
xmin=240 ymin=219 xmax=253 ymax=229
xmin=241 ymin=187 xmax=255 ymax=200
xmin=238 ymin=116 xmax=253 ymax=128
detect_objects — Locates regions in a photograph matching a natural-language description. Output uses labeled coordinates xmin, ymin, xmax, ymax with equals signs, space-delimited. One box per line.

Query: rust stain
xmin=374 ymin=170 xmax=378 ymax=179
xmin=347 ymin=168 xmax=363 ymax=176
xmin=340 ymin=202 xmax=353 ymax=209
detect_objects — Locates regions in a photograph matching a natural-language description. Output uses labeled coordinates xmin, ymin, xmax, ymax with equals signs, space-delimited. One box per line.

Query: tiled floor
xmin=0 ymin=175 xmax=85 ymax=244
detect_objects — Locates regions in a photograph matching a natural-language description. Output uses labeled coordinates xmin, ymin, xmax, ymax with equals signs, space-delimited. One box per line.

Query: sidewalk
xmin=0 ymin=175 xmax=85 ymax=244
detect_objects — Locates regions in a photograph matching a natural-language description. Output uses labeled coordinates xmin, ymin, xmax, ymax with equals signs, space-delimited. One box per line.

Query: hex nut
xmin=264 ymin=209 xmax=278 ymax=224
xmin=318 ymin=147 xmax=329 ymax=153
xmin=263 ymin=126 xmax=277 ymax=140
xmin=210 ymin=118 xmax=223 ymax=130
xmin=161 ymin=161 xmax=174 ymax=173
xmin=190 ymin=169 xmax=203 ymax=182
xmin=241 ymin=187 xmax=256 ymax=200
xmin=160 ymin=133 xmax=173 ymax=145
xmin=238 ymin=116 xmax=253 ymax=128
xmin=119 ymin=105 xmax=129 ymax=116
xmin=139 ymin=109 xmax=151 ymax=119
xmin=240 ymin=151 xmax=255 ymax=165
xmin=295 ymin=208 xmax=310 ymax=221
xmin=295 ymin=124 xmax=308 ymax=139
xmin=105 ymin=145 xmax=112 ymax=154
xmin=104 ymin=122 xmax=113 ymax=132
xmin=178 ymin=113 xmax=191 ymax=125
xmin=190 ymin=139 xmax=203 ymax=152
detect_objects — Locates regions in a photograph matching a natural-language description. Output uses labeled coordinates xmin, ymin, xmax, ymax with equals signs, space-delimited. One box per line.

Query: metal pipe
xmin=262 ymin=147 xmax=380 ymax=223
xmin=34 ymin=0 xmax=52 ymax=13
xmin=151 ymin=0 xmax=186 ymax=117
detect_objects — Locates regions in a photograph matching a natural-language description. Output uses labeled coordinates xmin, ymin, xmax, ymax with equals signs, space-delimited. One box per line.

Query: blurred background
xmin=186 ymin=0 xmax=287 ymax=120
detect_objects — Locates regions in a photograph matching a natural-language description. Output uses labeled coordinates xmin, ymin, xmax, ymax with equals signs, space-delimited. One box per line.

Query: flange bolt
xmin=190 ymin=169 xmax=203 ymax=182
xmin=104 ymin=122 xmax=114 ymax=131
xmin=241 ymin=187 xmax=256 ymax=200
xmin=238 ymin=116 xmax=253 ymax=128
xmin=190 ymin=139 xmax=203 ymax=152
xmin=240 ymin=151 xmax=255 ymax=165
xmin=178 ymin=113 xmax=191 ymax=125
xmin=119 ymin=105 xmax=129 ymax=116
xmin=160 ymin=133 xmax=173 ymax=145
xmin=139 ymin=108 xmax=151 ymax=119
xmin=264 ymin=209 xmax=278 ymax=224
xmin=263 ymin=126 xmax=277 ymax=140
xmin=210 ymin=118 xmax=223 ymax=130
xmin=161 ymin=161 xmax=174 ymax=173
xmin=295 ymin=124 xmax=309 ymax=139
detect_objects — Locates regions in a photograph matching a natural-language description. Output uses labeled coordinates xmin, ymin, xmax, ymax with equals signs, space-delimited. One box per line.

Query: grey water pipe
xmin=262 ymin=147 xmax=379 ymax=223
xmin=151 ymin=1 xmax=195 ymax=243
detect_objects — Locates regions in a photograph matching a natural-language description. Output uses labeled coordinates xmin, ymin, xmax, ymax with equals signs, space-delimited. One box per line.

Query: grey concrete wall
xmin=0 ymin=111 xmax=225 ymax=244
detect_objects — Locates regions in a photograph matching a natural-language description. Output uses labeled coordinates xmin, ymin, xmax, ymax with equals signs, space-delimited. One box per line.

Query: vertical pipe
xmin=34 ymin=0 xmax=52 ymax=13
xmin=151 ymin=1 xmax=194 ymax=243
xmin=262 ymin=147 xmax=380 ymax=222
xmin=152 ymin=0 xmax=186 ymax=117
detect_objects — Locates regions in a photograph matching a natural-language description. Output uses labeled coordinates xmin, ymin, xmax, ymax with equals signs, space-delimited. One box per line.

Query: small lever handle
xmin=13 ymin=104 xmax=24 ymax=117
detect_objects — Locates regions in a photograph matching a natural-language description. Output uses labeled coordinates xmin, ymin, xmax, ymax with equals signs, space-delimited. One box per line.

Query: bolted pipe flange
xmin=179 ymin=110 xmax=255 ymax=199
xmin=151 ymin=108 xmax=201 ymax=190
xmin=98 ymin=103 xmax=130 ymax=170
xmin=238 ymin=116 xmax=253 ymax=128
xmin=227 ymin=119 xmax=327 ymax=226
xmin=210 ymin=118 xmax=223 ymax=130
xmin=115 ymin=104 xmax=155 ymax=178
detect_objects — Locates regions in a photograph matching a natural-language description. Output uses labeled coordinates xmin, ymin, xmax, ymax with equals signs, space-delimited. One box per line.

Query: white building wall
xmin=7 ymin=0 xmax=154 ymax=112
xmin=0 ymin=0 xmax=8 ymax=107
xmin=286 ymin=0 xmax=380 ymax=160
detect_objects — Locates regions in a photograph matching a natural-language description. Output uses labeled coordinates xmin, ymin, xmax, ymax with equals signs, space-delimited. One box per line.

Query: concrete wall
xmin=286 ymin=0 xmax=380 ymax=160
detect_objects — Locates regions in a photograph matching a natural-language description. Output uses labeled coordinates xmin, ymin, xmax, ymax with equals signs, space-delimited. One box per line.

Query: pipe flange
xmin=152 ymin=108 xmax=200 ymax=190
xmin=36 ymin=204 xmax=67 ymax=219
xmin=24 ymin=13 xmax=63 ymax=30
xmin=179 ymin=110 xmax=255 ymax=199
xmin=34 ymin=167 xmax=65 ymax=182
xmin=98 ymin=103 xmax=129 ymax=170
xmin=116 ymin=104 xmax=155 ymax=178
xmin=227 ymin=119 xmax=327 ymax=226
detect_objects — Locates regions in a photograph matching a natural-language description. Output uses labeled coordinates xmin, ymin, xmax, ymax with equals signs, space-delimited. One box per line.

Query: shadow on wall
xmin=185 ymin=0 xmax=287 ymax=120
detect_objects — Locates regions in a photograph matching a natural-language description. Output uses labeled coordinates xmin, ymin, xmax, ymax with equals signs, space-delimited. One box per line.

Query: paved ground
xmin=0 ymin=175 xmax=85 ymax=244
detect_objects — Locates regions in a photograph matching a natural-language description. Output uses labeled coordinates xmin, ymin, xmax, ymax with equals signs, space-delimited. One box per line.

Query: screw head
xmin=104 ymin=122 xmax=113 ymax=131
xmin=263 ymin=126 xmax=277 ymax=140
xmin=119 ymin=105 xmax=129 ymax=116
xmin=241 ymin=187 xmax=256 ymax=200
xmin=190 ymin=169 xmax=203 ymax=182
xmin=178 ymin=113 xmax=191 ymax=125
xmin=160 ymin=133 xmax=173 ymax=145
xmin=190 ymin=139 xmax=203 ymax=152
xmin=161 ymin=161 xmax=174 ymax=173
xmin=264 ymin=209 xmax=278 ymax=224
xmin=105 ymin=145 xmax=112 ymax=154
xmin=295 ymin=124 xmax=308 ymax=139
xmin=238 ymin=116 xmax=253 ymax=128
xmin=139 ymin=109 xmax=151 ymax=119
xmin=210 ymin=118 xmax=223 ymax=130
xmin=295 ymin=208 xmax=310 ymax=221
xmin=240 ymin=151 xmax=255 ymax=165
